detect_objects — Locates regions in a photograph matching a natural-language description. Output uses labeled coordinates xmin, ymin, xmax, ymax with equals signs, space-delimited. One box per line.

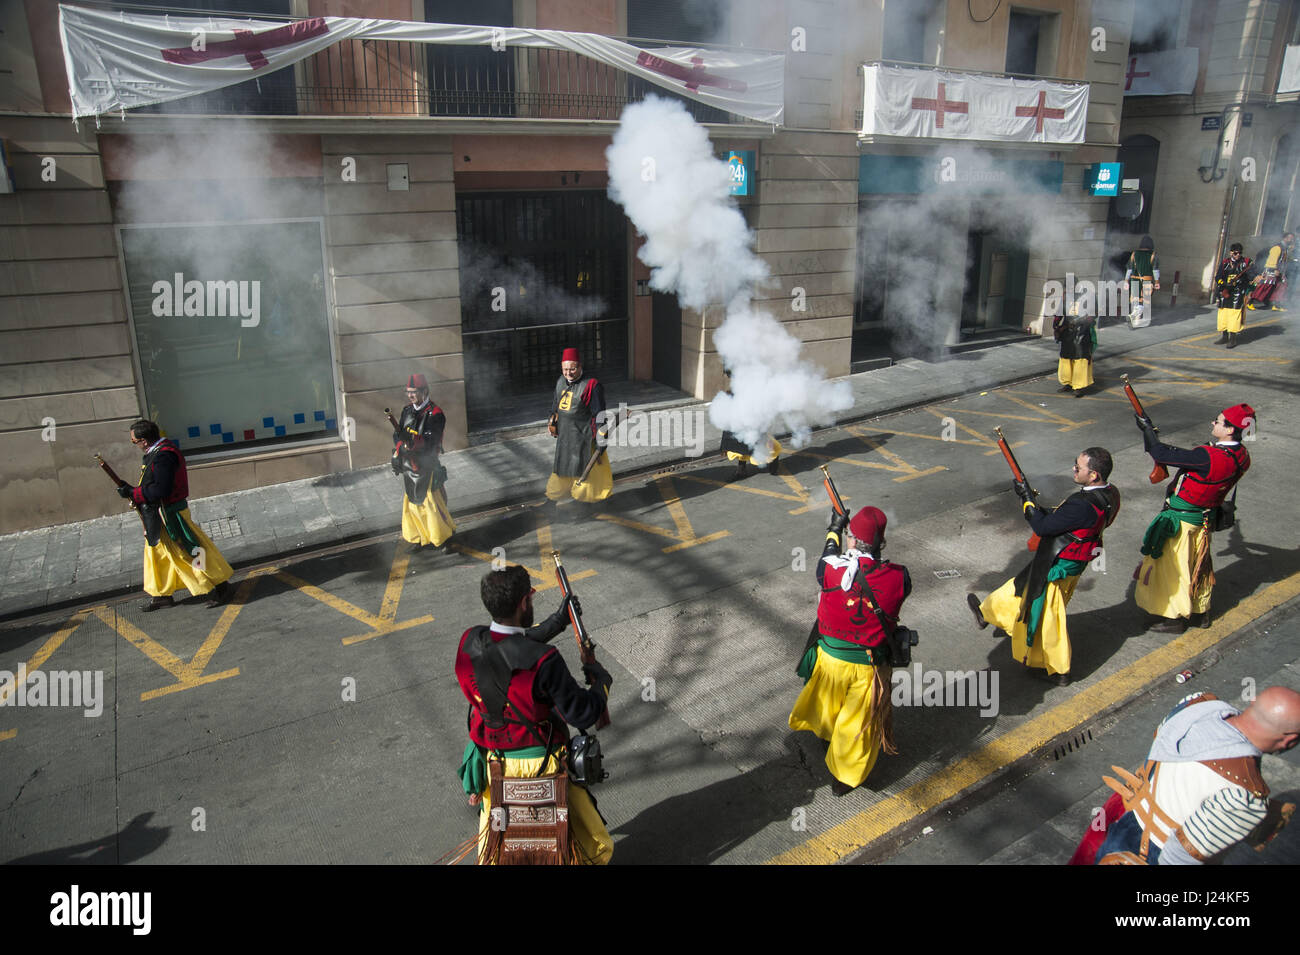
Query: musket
xmin=1119 ymin=375 xmax=1170 ymax=484
xmin=573 ymin=410 xmax=622 ymax=488
xmin=94 ymin=453 xmax=148 ymax=532
xmin=992 ymin=427 xmax=1041 ymax=551
xmin=819 ymin=465 xmax=848 ymax=517
xmin=550 ymin=550 xmax=610 ymax=730
xmin=385 ymin=407 xmax=419 ymax=476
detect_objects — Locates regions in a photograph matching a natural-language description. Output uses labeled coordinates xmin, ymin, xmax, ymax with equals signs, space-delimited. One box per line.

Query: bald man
xmin=1093 ymin=686 xmax=1300 ymax=865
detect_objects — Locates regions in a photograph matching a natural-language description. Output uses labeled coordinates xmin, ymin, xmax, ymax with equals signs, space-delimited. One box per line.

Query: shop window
xmin=119 ymin=220 xmax=338 ymax=455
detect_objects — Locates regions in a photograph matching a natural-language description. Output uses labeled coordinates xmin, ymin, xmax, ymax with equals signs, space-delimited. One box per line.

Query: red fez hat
xmin=1221 ymin=403 xmax=1255 ymax=429
xmin=561 ymin=347 xmax=580 ymax=364
xmin=407 ymin=373 xmax=428 ymax=391
xmin=849 ymin=506 xmax=887 ymax=547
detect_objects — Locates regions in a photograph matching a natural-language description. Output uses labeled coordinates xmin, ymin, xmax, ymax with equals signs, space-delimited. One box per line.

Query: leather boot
xmin=1215 ymin=332 xmax=1229 ymax=344
xmin=1226 ymin=333 xmax=1238 ymax=349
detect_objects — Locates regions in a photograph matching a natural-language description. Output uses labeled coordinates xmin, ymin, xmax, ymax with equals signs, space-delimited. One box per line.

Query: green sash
xmin=161 ymin=501 xmax=203 ymax=554
xmin=797 ymin=634 xmax=883 ymax=682
xmin=1023 ymin=558 xmax=1088 ymax=645
xmin=458 ymin=742 xmax=551 ymax=800
xmin=1140 ymin=496 xmax=1206 ymax=559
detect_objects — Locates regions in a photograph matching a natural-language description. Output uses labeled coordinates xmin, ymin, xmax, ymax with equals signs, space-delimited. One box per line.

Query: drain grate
xmin=1052 ymin=727 xmax=1094 ymax=761
xmin=201 ymin=517 xmax=242 ymax=541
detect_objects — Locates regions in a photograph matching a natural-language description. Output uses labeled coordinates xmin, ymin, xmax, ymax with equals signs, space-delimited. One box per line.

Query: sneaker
xmin=967 ymin=593 xmax=988 ymax=630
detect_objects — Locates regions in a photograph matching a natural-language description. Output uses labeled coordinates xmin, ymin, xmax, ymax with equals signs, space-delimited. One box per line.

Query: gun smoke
xmin=605 ymin=96 xmax=853 ymax=458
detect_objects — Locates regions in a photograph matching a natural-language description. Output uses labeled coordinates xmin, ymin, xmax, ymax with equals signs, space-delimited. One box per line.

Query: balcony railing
xmin=134 ymin=35 xmax=744 ymax=124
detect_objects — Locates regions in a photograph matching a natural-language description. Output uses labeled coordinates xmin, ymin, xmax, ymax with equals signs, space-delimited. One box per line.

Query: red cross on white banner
xmin=1124 ymin=56 xmax=1151 ymax=91
xmin=635 ymin=52 xmax=748 ymax=92
xmin=1014 ymin=90 xmax=1066 ymax=133
xmin=161 ymin=17 xmax=330 ymax=68
xmin=910 ymin=82 xmax=968 ymax=129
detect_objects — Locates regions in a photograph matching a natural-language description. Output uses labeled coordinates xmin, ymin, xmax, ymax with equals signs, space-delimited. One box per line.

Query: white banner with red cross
xmin=861 ymin=64 xmax=1087 ymax=144
xmin=1121 ymin=48 xmax=1198 ymax=97
xmin=57 ymin=4 xmax=784 ymax=124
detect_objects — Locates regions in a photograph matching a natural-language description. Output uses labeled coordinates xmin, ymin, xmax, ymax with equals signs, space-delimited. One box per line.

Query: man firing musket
xmin=788 ymin=466 xmax=915 ymax=797
xmin=452 ymin=560 xmax=613 ymax=864
xmin=967 ymin=429 xmax=1120 ymax=686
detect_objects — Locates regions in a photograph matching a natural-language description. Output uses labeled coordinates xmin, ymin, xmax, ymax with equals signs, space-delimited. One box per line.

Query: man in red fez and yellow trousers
xmin=545 ymin=347 xmax=613 ymax=510
xmin=1133 ymin=403 xmax=1253 ymax=634
xmin=790 ymin=505 xmax=911 ymax=796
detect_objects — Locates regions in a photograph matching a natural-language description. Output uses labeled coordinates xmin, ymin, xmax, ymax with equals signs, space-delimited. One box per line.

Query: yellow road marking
xmin=91 ymin=600 xmax=242 ymax=702
xmin=598 ymin=476 xmax=731 ymax=552
xmin=273 ymin=548 xmax=434 ymax=646
xmin=0 ymin=608 xmax=94 ymax=707
xmin=769 ymin=570 xmax=1300 ymax=865
xmin=880 ymin=408 xmax=1028 ymax=457
xmin=997 ymin=392 xmax=1095 ymax=431
xmin=0 ymin=609 xmax=96 ymax=740
xmin=794 ymin=428 xmax=946 ymax=484
xmin=687 ymin=467 xmax=825 ymax=515
xmin=448 ymin=527 xmax=597 ymax=593
xmin=1124 ymin=360 xmax=1226 ymax=387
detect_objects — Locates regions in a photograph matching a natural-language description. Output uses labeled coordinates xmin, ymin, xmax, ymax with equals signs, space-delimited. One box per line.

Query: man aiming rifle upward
xmin=789 ymin=467 xmax=914 ymax=796
xmin=1132 ymin=403 xmax=1253 ymax=634
xmin=454 ymin=565 xmax=613 ymax=864
xmin=967 ymin=432 xmax=1119 ymax=686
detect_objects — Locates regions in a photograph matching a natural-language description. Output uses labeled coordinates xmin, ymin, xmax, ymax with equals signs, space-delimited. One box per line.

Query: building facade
xmin=1112 ymin=0 xmax=1300 ymax=303
xmin=2 ymin=0 xmax=1141 ymax=534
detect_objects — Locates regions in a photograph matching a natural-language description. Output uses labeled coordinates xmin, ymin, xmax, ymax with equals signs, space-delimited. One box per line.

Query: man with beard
xmin=455 ymin=565 xmax=613 ymax=864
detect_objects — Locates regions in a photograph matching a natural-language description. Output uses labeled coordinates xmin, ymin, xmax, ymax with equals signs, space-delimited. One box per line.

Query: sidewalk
xmin=0 ymin=302 xmax=1222 ymax=620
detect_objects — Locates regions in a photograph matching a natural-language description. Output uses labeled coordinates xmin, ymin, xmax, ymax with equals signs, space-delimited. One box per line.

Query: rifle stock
xmin=1119 ymin=375 xmax=1170 ymax=484
xmin=992 ymin=428 xmax=1041 ymax=551
xmin=550 ymin=551 xmax=611 ymax=729
xmin=574 ymin=410 xmax=621 ymax=487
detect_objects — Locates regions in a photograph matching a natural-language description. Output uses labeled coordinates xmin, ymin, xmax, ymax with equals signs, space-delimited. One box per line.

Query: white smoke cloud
xmin=605 ymin=96 xmax=853 ymax=460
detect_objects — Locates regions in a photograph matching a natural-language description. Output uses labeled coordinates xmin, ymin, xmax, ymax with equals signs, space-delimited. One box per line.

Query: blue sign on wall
xmin=1088 ymin=162 xmax=1122 ymax=197
xmin=728 ymin=150 xmax=754 ymax=196
xmin=858 ymin=154 xmax=1064 ymax=196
